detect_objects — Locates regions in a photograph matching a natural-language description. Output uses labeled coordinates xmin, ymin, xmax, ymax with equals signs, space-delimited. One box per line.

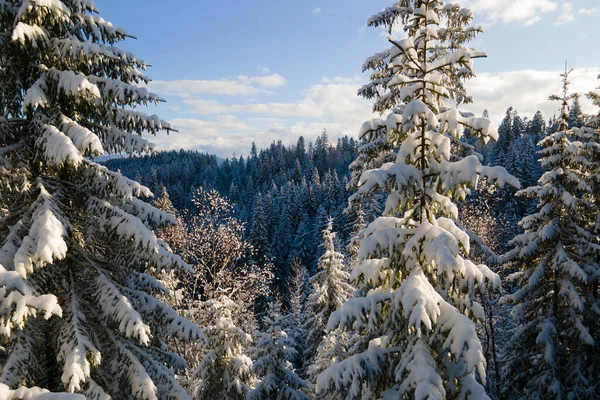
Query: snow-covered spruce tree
xmin=501 ymin=69 xmax=600 ymax=399
xmin=284 ymin=260 xmax=309 ymax=372
xmin=317 ymin=2 xmax=518 ymax=398
xmin=0 ymin=1 xmax=201 ymax=398
xmin=247 ymin=301 xmax=310 ymax=400
xmin=579 ymin=77 xmax=600 ymax=387
xmin=588 ymin=75 xmax=600 ymax=128
xmin=193 ymin=297 xmax=254 ymax=400
xmin=304 ymin=219 xmax=354 ymax=369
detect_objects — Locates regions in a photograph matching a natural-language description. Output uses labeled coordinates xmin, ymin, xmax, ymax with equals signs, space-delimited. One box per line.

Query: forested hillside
xmin=105 ymin=134 xmax=367 ymax=283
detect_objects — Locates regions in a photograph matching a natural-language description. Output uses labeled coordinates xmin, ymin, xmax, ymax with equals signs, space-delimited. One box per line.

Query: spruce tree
xmin=502 ymin=69 xmax=599 ymax=399
xmin=303 ymin=219 xmax=354 ymax=380
xmin=317 ymin=1 xmax=518 ymax=398
xmin=193 ymin=297 xmax=254 ymax=400
xmin=569 ymin=94 xmax=584 ymax=128
xmin=272 ymin=202 xmax=294 ymax=307
xmin=293 ymin=212 xmax=313 ymax=269
xmin=247 ymin=302 xmax=309 ymax=400
xmin=0 ymin=1 xmax=200 ymax=398
xmin=250 ymin=193 xmax=270 ymax=264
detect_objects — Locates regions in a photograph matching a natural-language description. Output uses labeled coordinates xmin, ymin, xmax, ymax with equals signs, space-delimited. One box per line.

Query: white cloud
xmin=313 ymin=7 xmax=321 ymax=15
xmin=182 ymin=77 xmax=368 ymax=118
xmin=238 ymin=73 xmax=287 ymax=87
xmin=149 ymin=73 xmax=286 ymax=97
xmin=460 ymin=0 xmax=557 ymax=26
xmin=554 ymin=3 xmax=575 ymax=25
xmin=464 ymin=68 xmax=598 ymax=125
xmin=150 ymin=68 xmax=599 ymax=158
xmin=151 ymin=77 xmax=375 ymax=157
xmin=578 ymin=8 xmax=596 ymax=15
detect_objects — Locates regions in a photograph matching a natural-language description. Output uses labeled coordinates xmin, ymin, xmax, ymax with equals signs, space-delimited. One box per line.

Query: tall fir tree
xmin=317 ymin=1 xmax=518 ymax=398
xmin=250 ymin=193 xmax=270 ymax=264
xmin=193 ymin=297 xmax=254 ymax=400
xmin=502 ymin=69 xmax=600 ymax=399
xmin=303 ymin=219 xmax=354 ymax=380
xmin=247 ymin=302 xmax=309 ymax=400
xmin=272 ymin=202 xmax=295 ymax=308
xmin=0 ymin=1 xmax=201 ymax=398
xmin=569 ymin=93 xmax=584 ymax=128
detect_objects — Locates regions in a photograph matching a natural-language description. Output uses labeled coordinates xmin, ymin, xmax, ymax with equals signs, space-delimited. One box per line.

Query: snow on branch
xmin=59 ymin=115 xmax=104 ymax=156
xmin=37 ymin=125 xmax=84 ymax=167
xmin=23 ymin=76 xmax=47 ymax=109
xmin=102 ymin=127 xmax=155 ymax=155
xmin=83 ymin=160 xmax=152 ymax=199
xmin=11 ymin=22 xmax=47 ymax=46
xmin=0 ymin=264 xmax=62 ymax=334
xmin=46 ymin=67 xmax=101 ymax=99
xmin=120 ymin=285 xmax=202 ymax=341
xmin=95 ymin=272 xmax=152 ymax=345
xmin=0 ymin=382 xmax=85 ymax=400
xmin=16 ymin=0 xmax=71 ymax=21
xmin=57 ymin=290 xmax=101 ymax=393
xmin=317 ymin=345 xmax=394 ymax=397
xmin=120 ymin=197 xmax=178 ymax=228
xmin=113 ymin=339 xmax=158 ymax=400
xmin=14 ymin=183 xmax=70 ymax=277
xmin=88 ymin=197 xmax=191 ymax=272
xmin=89 ymin=76 xmax=165 ymax=105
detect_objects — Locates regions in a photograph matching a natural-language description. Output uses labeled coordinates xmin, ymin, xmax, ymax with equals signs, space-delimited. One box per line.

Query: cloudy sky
xmin=101 ymin=0 xmax=600 ymax=158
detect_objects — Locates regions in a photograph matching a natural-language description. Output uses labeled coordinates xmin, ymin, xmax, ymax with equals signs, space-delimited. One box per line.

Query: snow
xmin=104 ymin=128 xmax=155 ymax=155
xmin=402 ymin=100 xmax=439 ymax=132
xmin=121 ymin=197 xmax=178 ymax=227
xmin=84 ymin=160 xmax=153 ymax=199
xmin=59 ymin=115 xmax=103 ymax=155
xmin=358 ymin=118 xmax=385 ymax=139
xmin=13 ymin=183 xmax=69 ymax=277
xmin=89 ymin=76 xmax=164 ymax=105
xmin=0 ymin=263 xmax=62 ymax=334
xmin=12 ymin=22 xmax=47 ymax=45
xmin=47 ymin=68 xmax=101 ymax=99
xmin=16 ymin=0 xmax=71 ymax=21
xmin=23 ymin=76 xmax=48 ymax=109
xmin=95 ymin=272 xmax=152 ymax=345
xmin=0 ymin=383 xmax=84 ymax=400
xmin=38 ymin=125 xmax=83 ymax=166
xmin=121 ymin=286 xmax=202 ymax=341
xmin=395 ymin=339 xmax=445 ymax=400
xmin=88 ymin=197 xmax=192 ymax=272
xmin=57 ymin=294 xmax=101 ymax=393
xmin=117 ymin=343 xmax=158 ymax=400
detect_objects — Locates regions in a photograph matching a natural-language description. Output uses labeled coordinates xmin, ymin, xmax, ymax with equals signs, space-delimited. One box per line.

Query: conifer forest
xmin=1 ymin=0 xmax=600 ymax=399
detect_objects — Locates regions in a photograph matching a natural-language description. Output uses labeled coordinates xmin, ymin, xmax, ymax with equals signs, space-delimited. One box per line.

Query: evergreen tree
xmin=272 ymin=202 xmax=295 ymax=307
xmin=293 ymin=212 xmax=314 ymax=269
xmin=502 ymin=69 xmax=599 ymax=399
xmin=569 ymin=93 xmax=584 ymax=128
xmin=317 ymin=2 xmax=518 ymax=398
xmin=0 ymin=2 xmax=200 ymax=398
xmin=247 ymin=302 xmax=309 ymax=400
xmin=284 ymin=261 xmax=310 ymax=372
xmin=303 ymin=219 xmax=354 ymax=377
xmin=529 ymin=110 xmax=546 ymax=137
xmin=193 ymin=298 xmax=254 ymax=400
xmin=250 ymin=193 xmax=270 ymax=263
xmin=491 ymin=107 xmax=515 ymax=167
xmin=311 ymin=206 xmax=329 ymax=272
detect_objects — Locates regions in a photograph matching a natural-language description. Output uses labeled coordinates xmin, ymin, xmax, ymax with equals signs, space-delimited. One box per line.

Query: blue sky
xmin=100 ymin=0 xmax=600 ymax=157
